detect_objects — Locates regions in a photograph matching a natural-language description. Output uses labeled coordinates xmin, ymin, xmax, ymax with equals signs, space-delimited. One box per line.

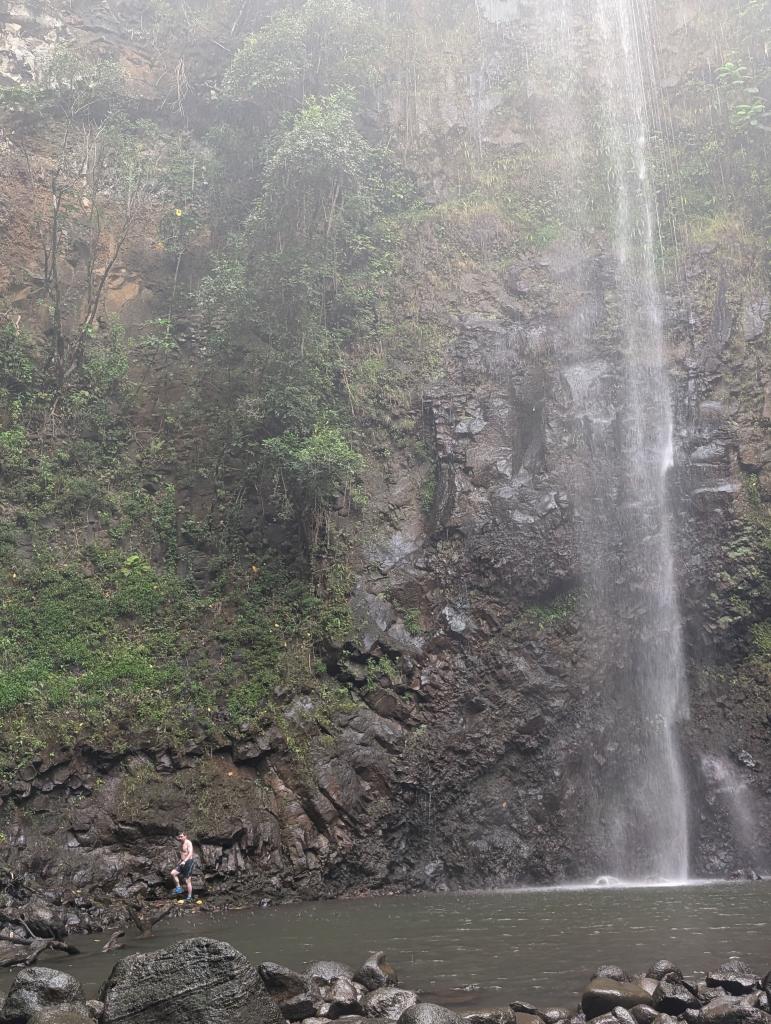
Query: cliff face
xmin=0 ymin=0 xmax=768 ymax=927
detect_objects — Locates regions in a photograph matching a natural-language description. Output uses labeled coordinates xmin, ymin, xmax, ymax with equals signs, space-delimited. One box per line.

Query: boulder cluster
xmin=0 ymin=941 xmax=769 ymax=1024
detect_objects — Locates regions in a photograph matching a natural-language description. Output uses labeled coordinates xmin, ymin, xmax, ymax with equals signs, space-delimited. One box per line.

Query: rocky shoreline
xmin=0 ymin=939 xmax=769 ymax=1024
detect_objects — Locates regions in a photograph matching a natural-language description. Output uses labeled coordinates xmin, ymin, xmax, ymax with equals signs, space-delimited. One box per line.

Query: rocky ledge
xmin=0 ymin=940 xmax=770 ymax=1024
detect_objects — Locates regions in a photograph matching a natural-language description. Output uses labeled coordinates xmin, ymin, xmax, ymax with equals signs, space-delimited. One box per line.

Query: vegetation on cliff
xmin=0 ymin=0 xmax=767 ymax=797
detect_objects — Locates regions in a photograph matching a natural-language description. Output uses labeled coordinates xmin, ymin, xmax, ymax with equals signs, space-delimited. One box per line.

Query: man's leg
xmin=185 ymin=874 xmax=193 ymax=898
xmin=171 ymin=868 xmax=182 ymax=893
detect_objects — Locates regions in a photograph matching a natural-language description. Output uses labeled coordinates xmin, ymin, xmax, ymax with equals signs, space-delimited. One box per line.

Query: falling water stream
xmin=498 ymin=0 xmax=692 ymax=880
xmin=586 ymin=0 xmax=690 ymax=881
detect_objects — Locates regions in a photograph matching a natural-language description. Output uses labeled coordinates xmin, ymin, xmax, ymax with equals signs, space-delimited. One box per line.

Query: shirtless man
xmin=170 ymin=832 xmax=195 ymax=900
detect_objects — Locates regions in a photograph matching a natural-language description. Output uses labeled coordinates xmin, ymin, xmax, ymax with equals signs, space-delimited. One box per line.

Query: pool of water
xmin=29 ymin=881 xmax=771 ymax=1009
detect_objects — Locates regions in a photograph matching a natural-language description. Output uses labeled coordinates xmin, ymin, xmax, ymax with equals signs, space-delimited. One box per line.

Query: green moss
xmin=403 ymin=608 xmax=423 ymax=636
xmin=521 ymin=592 xmax=578 ymax=629
xmin=751 ymin=621 xmax=771 ymax=657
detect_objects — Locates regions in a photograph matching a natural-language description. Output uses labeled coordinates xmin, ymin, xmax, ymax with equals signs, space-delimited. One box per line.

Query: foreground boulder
xmin=0 ymin=968 xmax=86 ymax=1024
xmin=702 ymin=998 xmax=770 ymax=1024
xmin=354 ymin=954 xmax=399 ymax=992
xmin=653 ymin=980 xmax=700 ymax=1015
xmin=581 ymin=979 xmax=655 ymax=1021
xmin=706 ymin=963 xmax=761 ymax=998
xmin=100 ymin=937 xmax=283 ymax=1024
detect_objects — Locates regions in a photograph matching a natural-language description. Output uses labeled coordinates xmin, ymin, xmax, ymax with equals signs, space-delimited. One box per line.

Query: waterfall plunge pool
xmin=49 ymin=880 xmax=771 ymax=1007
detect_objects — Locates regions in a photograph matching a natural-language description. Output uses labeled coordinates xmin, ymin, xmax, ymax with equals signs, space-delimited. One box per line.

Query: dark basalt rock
xmin=612 ymin=1009 xmax=636 ymax=1024
xmin=100 ymin=937 xmax=283 ymax=1024
xmin=283 ymin=993 xmax=326 ymax=1021
xmin=595 ymin=969 xmax=634 ymax=985
xmin=510 ymin=1004 xmax=542 ymax=1018
xmin=586 ymin=1015 xmax=617 ymax=1024
xmin=581 ymin=980 xmax=655 ymax=1021
xmin=0 ymin=968 xmax=86 ymax=1024
xmin=647 ymin=964 xmax=683 ymax=983
xmin=361 ymin=989 xmax=417 ymax=1019
xmin=464 ymin=1011 xmax=514 ymax=1024
xmin=354 ymin=953 xmax=399 ymax=992
xmin=763 ymin=975 xmax=771 ymax=1002
xmin=306 ymin=962 xmax=356 ymax=986
xmin=400 ymin=1005 xmax=464 ymax=1024
xmin=325 ymin=979 xmax=364 ymax=1019
xmin=654 ymin=980 xmax=701 ymax=1014
xmin=706 ymin=963 xmax=761 ymax=997
xmin=259 ymin=962 xmax=307 ymax=1002
xmin=702 ymin=998 xmax=769 ymax=1024
xmin=629 ymin=1008 xmax=658 ymax=1024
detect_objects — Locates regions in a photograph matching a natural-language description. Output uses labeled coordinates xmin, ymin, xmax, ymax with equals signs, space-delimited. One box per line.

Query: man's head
xmin=176 ymin=832 xmax=187 ymax=841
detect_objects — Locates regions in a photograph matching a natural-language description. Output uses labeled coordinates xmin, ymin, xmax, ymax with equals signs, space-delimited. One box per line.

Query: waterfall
xmin=514 ymin=0 xmax=691 ymax=880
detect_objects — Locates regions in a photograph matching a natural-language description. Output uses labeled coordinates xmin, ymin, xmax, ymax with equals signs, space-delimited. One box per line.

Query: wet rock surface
xmin=0 ymin=968 xmax=85 ymax=1024
xmin=99 ymin=937 xmax=283 ymax=1024
xmin=582 ymin=980 xmax=655 ymax=1020
xmin=2 ymin=947 xmax=769 ymax=1024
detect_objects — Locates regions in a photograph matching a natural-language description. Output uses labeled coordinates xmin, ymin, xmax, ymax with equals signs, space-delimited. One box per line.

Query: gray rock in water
xmin=706 ymin=963 xmax=761 ymax=997
xmin=85 ymin=1002 xmax=103 ymax=1022
xmin=654 ymin=980 xmax=701 ymax=1015
xmin=354 ymin=953 xmax=399 ymax=992
xmin=763 ymin=975 xmax=771 ymax=1001
xmin=544 ymin=1010 xmax=569 ymax=1024
xmin=0 ymin=969 xmax=86 ymax=1024
xmin=100 ymin=937 xmax=283 ymax=1024
xmin=683 ymin=1011 xmax=704 ymax=1024
xmin=513 ymin=1014 xmax=542 ymax=1024
xmin=647 ymin=964 xmax=683 ymax=983
xmin=400 ymin=1005 xmax=464 ymax=1024
xmin=581 ymin=980 xmax=655 ymax=1021
xmin=595 ymin=969 xmax=634 ymax=984
xmin=306 ymin=962 xmax=355 ymax=986
xmin=509 ymin=1004 xmax=542 ymax=1018
xmin=702 ymin=997 xmax=769 ymax=1024
xmin=464 ymin=1011 xmax=514 ymax=1024
xmin=324 ymin=979 xmax=363 ymax=1019
xmin=630 ymin=1008 xmax=658 ymax=1024
xmin=259 ymin=962 xmax=307 ymax=1002
xmin=362 ymin=989 xmax=416 ymax=1019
